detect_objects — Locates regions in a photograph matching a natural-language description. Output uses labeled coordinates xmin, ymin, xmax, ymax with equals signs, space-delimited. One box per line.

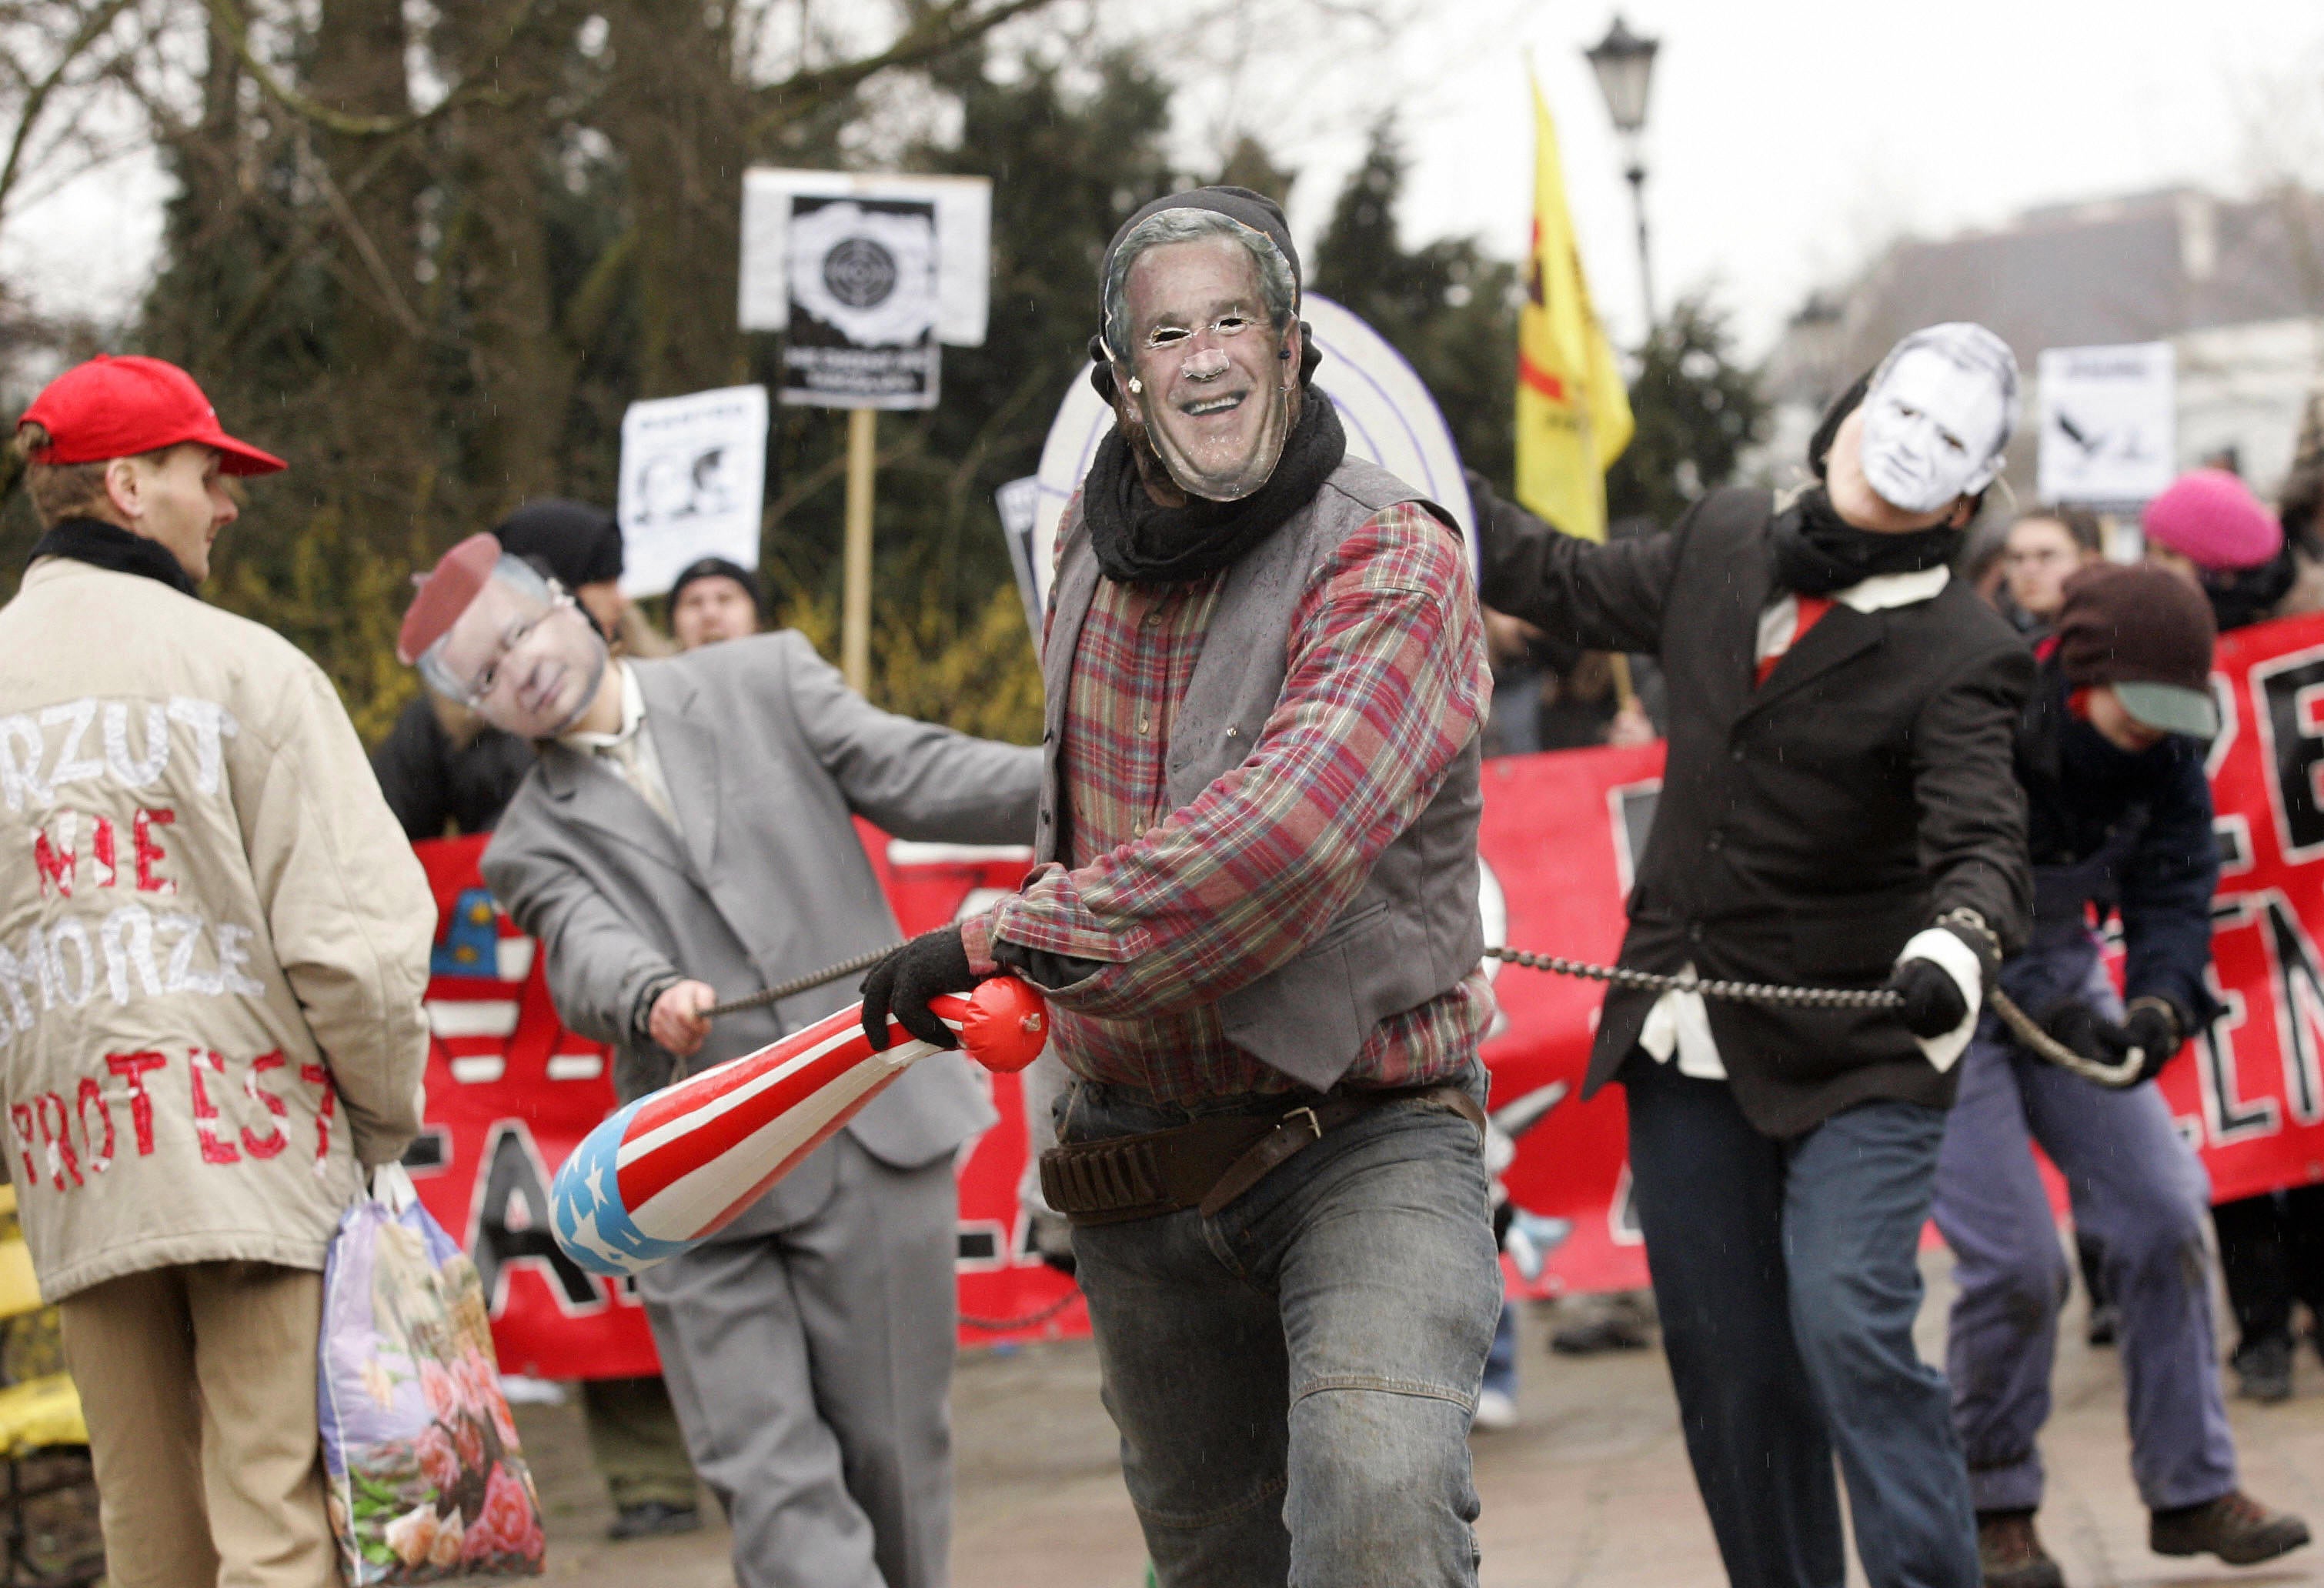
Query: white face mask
xmin=1117 ymin=235 xmax=1295 ymax=502
xmin=1856 ymin=329 xmax=2017 ymax=515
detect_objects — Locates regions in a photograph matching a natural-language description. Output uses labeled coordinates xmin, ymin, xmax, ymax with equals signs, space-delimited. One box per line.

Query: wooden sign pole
xmin=843 ymin=406 xmax=876 ymax=692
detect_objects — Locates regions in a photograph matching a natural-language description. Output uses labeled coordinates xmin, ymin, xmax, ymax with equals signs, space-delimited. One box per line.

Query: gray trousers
xmin=639 ymin=1133 xmax=959 ymax=1588
xmin=1932 ymin=969 xmax=2236 ymax=1513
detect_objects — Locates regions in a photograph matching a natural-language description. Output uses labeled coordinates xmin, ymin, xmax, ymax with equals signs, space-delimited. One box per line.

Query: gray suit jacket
xmin=482 ymin=630 xmax=1041 ymax=1231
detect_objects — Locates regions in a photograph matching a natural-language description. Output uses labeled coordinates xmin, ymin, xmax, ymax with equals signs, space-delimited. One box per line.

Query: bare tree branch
xmin=744 ymin=0 xmax=1050 ymax=142
xmin=0 ymin=0 xmax=142 ymax=227
xmin=199 ymin=0 xmax=538 ymax=138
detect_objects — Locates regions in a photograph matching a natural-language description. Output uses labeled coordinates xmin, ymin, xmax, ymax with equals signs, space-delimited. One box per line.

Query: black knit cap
xmin=669 ymin=554 xmax=762 ymax=616
xmin=495 ymin=498 xmax=623 ymax=590
xmin=2055 ymin=562 xmax=2220 ymax=739
xmin=1089 ymin=185 xmax=1314 ymax=402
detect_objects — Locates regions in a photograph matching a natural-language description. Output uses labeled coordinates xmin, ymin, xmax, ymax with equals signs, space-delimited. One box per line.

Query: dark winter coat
xmin=2011 ymin=657 xmax=2219 ymax=1025
xmin=1477 ymin=482 xmax=2034 ymax=1137
xmin=370 ymin=695 xmax=536 ymax=840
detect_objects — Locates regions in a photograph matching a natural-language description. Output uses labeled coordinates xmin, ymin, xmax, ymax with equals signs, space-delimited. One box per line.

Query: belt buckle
xmin=1281 ymin=1105 xmax=1322 ymax=1143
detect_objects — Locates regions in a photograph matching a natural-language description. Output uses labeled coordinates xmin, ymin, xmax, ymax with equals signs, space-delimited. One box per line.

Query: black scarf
xmin=1083 ymin=388 xmax=1346 ymax=585
xmin=30 ymin=517 xmax=198 ymax=597
xmin=1769 ymin=488 xmax=1962 ymax=596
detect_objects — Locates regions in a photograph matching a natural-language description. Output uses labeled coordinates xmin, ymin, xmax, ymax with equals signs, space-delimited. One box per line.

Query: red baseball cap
xmin=18 ymin=354 xmax=286 ymax=476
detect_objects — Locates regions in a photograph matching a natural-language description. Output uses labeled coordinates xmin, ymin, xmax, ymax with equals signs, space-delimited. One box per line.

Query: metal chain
xmin=703 ymin=945 xmax=898 ymax=1018
xmin=1482 ymin=946 xmax=2148 ymax=1089
xmin=699 ymin=939 xmax=2142 ymax=1089
xmin=958 ymin=1290 xmax=1080 ymax=1333
xmin=1481 ymin=945 xmax=1905 ymax=1009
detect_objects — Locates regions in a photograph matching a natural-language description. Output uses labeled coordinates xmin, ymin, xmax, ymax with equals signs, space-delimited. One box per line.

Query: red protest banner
xmin=2149 ymin=609 xmax=2324 ymax=1202
xmin=419 ymin=613 xmax=2324 ymax=1376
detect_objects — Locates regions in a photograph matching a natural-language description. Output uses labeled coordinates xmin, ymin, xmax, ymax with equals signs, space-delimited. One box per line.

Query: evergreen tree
xmin=1605 ymin=295 xmax=1768 ymax=532
xmin=1309 ymin=121 xmax=1521 ymax=492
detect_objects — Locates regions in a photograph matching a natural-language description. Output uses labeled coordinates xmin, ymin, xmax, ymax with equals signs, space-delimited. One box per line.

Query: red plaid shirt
xmin=960 ymin=499 xmax=1495 ymax=1103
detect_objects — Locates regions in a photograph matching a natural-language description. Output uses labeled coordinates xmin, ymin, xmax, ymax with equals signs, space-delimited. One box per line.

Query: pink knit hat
xmin=2142 ymin=469 xmax=2282 ymax=571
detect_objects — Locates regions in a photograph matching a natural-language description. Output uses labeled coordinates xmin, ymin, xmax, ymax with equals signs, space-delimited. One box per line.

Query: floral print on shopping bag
xmin=319 ymin=1166 xmax=546 ymax=1581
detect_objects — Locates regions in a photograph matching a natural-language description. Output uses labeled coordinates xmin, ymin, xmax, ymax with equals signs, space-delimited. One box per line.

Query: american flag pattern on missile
xmin=552 ymin=979 xmax=1047 ymax=1277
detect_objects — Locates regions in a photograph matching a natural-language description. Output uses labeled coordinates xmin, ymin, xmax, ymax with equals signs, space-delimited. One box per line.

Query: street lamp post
xmin=1584 ymin=15 xmax=1660 ymax=332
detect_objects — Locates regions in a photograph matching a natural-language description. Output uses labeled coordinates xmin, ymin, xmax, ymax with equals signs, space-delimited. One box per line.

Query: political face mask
xmin=421 ymin=558 xmax=609 ymax=740
xmin=1858 ymin=323 xmax=2020 ymax=515
xmin=1114 ymin=227 xmax=1297 ymax=502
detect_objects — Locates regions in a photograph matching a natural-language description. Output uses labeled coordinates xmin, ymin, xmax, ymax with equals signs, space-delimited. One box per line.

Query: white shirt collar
xmin=561 ymin=662 xmax=645 ymax=750
xmin=1828 ymin=564 xmax=1950 ymax=613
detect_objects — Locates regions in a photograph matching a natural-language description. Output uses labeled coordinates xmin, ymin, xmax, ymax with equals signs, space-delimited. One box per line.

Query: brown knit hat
xmin=2054 ymin=562 xmax=2219 ymax=739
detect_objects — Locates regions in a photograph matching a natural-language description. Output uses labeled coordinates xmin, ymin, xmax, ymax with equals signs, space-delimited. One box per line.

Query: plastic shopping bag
xmin=319 ymin=1164 xmax=546 ymax=1582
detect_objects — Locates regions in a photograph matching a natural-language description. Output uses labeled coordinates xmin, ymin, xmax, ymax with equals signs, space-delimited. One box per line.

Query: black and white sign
xmin=615 ymin=384 xmax=769 ymax=598
xmin=739 ymin=168 xmax=991 ymax=349
xmin=781 ymin=195 xmax=941 ymax=410
xmin=994 ymin=475 xmax=1042 ymax=638
xmin=2037 ymin=342 xmax=2176 ymax=506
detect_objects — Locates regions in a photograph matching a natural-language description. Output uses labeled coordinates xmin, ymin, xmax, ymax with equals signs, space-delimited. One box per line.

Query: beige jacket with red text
xmin=0 ymin=557 xmax=432 ymax=1299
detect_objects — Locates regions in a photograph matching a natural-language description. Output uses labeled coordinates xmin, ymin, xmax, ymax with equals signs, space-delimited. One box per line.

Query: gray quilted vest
xmin=1037 ymin=456 xmax=1484 ymax=1091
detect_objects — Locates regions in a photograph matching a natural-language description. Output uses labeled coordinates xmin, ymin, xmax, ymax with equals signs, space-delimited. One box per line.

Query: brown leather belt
xmin=1038 ymin=1083 xmax=1486 ymax=1227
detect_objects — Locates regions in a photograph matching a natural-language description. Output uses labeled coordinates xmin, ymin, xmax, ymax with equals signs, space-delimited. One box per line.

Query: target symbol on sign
xmin=823 ymin=238 xmax=899 ymax=309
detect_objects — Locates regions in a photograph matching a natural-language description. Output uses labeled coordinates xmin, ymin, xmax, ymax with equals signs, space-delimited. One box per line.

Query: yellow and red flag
xmin=1515 ymin=80 xmax=1634 ymax=541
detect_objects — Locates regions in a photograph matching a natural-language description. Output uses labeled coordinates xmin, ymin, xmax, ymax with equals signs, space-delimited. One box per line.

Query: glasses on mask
xmin=415 ymin=562 xmax=571 ymax=708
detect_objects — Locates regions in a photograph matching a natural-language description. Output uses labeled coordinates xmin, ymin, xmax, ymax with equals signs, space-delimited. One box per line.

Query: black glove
xmin=2121 ymin=999 xmax=2187 ymax=1086
xmin=2039 ymin=999 xmax=2115 ymax=1064
xmin=2039 ymin=998 xmax=2185 ymax=1084
xmin=859 ymin=926 xmax=979 ymax=1051
xmin=1887 ymin=956 xmax=1969 ymax=1039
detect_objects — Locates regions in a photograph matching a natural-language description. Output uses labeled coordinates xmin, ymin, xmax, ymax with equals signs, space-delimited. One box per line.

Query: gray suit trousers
xmin=639 ymin=1134 xmax=958 ymax=1588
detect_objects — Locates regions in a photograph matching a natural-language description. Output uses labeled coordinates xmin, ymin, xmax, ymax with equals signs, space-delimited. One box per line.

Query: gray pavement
xmin=515 ymin=1257 xmax=2324 ymax=1587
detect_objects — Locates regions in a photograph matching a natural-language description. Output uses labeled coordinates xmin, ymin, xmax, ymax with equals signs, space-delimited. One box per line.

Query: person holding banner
xmin=1475 ymin=324 xmax=2032 ymax=1588
xmin=859 ymin=186 xmax=1501 ymax=1586
xmin=1931 ymin=564 xmax=2309 ymax=1586
xmin=396 ymin=536 xmax=1040 ymax=1588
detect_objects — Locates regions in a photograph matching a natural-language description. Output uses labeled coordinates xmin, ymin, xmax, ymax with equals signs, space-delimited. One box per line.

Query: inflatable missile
xmin=551 ymin=976 xmax=1047 ymax=1277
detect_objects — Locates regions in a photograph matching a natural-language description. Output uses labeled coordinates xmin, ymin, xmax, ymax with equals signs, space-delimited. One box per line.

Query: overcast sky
xmin=7 ymin=0 xmax=2322 ymax=362
xmin=1268 ymin=0 xmax=2324 ymax=353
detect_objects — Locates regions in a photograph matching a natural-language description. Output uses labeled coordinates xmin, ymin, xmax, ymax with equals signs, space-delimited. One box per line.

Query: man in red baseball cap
xmin=12 ymin=352 xmax=285 ymax=589
xmin=0 ymin=358 xmax=432 ymax=1588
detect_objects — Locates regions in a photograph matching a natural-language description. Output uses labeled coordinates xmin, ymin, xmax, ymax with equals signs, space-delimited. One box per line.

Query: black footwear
xmin=1548 ymin=1292 xmax=1655 ymax=1356
xmin=1976 ymin=1510 xmax=2065 ymax=1588
xmin=2150 ymin=1492 xmax=2311 ymax=1565
xmin=2085 ymin=1303 xmax=2119 ymax=1348
xmin=607 ymin=1500 xmax=703 ymax=1541
xmin=2232 ymin=1336 xmax=2294 ymax=1403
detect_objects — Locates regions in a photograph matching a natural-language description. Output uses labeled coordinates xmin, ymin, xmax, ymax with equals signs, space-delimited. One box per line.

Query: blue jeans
xmin=1482 ymin=1302 xmax=1519 ymax=1399
xmin=1623 ymin=1056 xmax=1978 ymax=1588
xmin=1059 ymin=1075 xmax=1501 ymax=1588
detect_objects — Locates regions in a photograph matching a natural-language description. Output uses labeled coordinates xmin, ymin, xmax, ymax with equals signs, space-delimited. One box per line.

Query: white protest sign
xmin=740 ymin=169 xmax=991 ymax=346
xmin=1028 ymin=292 xmax=1478 ymax=609
xmin=615 ymin=385 xmax=770 ymax=598
xmin=2038 ymin=342 xmax=2176 ymax=506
